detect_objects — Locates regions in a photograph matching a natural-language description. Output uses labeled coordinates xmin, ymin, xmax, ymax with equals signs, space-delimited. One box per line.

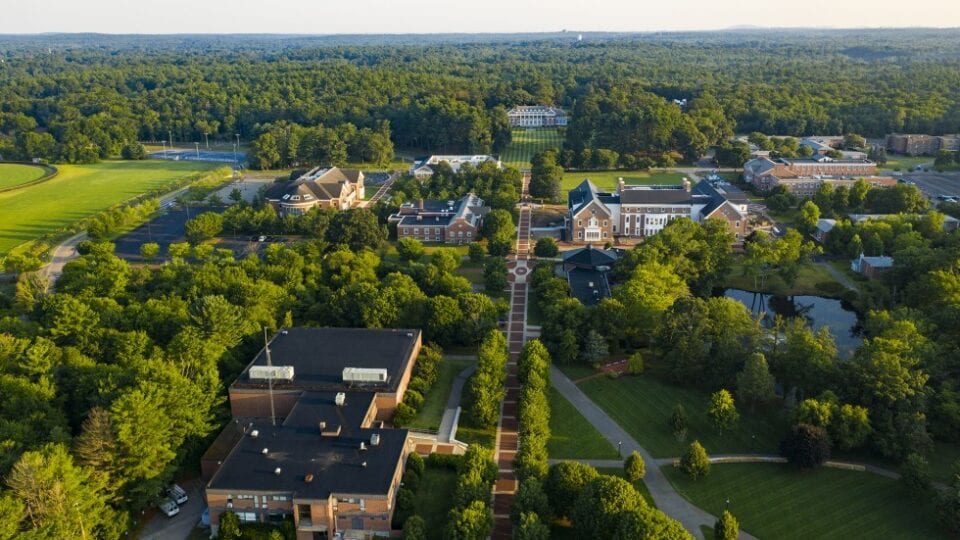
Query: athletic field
xmin=0 ymin=160 xmax=219 ymax=256
xmin=0 ymin=163 xmax=51 ymax=190
xmin=501 ymin=128 xmax=563 ymax=170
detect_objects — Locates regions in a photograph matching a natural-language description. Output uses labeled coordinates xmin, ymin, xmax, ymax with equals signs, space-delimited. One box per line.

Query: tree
xmin=736 ymin=352 xmax=776 ymax=412
xmin=545 ymin=462 xmax=599 ymax=518
xmin=626 ymin=351 xmax=644 ymax=375
xmin=613 ymin=261 xmax=689 ymax=342
xmin=935 ymin=150 xmax=956 ymax=169
xmin=184 ymin=212 xmax=224 ymax=243
xmin=843 ymin=133 xmax=866 ymax=150
xmin=446 ymin=500 xmax=493 ymax=540
xmin=120 ymin=141 xmax=147 ymax=159
xmin=707 ymin=389 xmax=739 ymax=434
xmin=512 ymin=478 xmax=551 ymax=524
xmin=467 ymin=330 xmax=508 ymax=427
xmin=580 ymin=329 xmax=609 ymax=366
xmin=515 ymin=512 xmax=550 ymax=540
xmin=397 ymin=237 xmax=425 ymax=261
xmin=403 ymin=515 xmax=427 ymax=540
xmin=228 ymin=187 xmax=243 ymax=204
xmin=573 ymin=475 xmax=646 ymax=538
xmin=780 ymin=423 xmax=831 ymax=469
xmin=624 ymin=451 xmax=646 ymax=481
xmin=900 ymin=453 xmax=930 ymax=495
xmin=533 ymin=237 xmax=559 ymax=258
xmin=484 ymin=257 xmax=509 ymax=294
xmin=670 ymin=403 xmax=688 ymax=442
xmin=219 ymin=510 xmax=242 ymax=540
xmin=530 ymin=150 xmax=564 ymax=201
xmin=139 ymin=242 xmax=160 ymax=261
xmin=468 ymin=242 xmax=486 ymax=262
xmin=327 ymin=209 xmax=387 ymax=251
xmin=714 ymin=510 xmax=739 ymax=540
xmin=798 ymin=200 xmax=820 ymax=235
xmin=680 ymin=440 xmax=710 ymax=480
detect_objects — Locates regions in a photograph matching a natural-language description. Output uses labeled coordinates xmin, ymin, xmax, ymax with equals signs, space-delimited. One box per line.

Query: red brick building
xmin=389 ymin=193 xmax=487 ymax=244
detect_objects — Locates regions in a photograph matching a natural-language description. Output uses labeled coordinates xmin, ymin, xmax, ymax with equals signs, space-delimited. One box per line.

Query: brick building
xmin=743 ymin=156 xmax=884 ymax=196
xmin=409 ymin=155 xmax=501 ymax=178
xmin=566 ymin=177 xmax=752 ymax=244
xmin=264 ymin=167 xmax=365 ymax=215
xmin=202 ymin=328 xmax=422 ymax=539
xmin=886 ymin=134 xmax=960 ymax=156
xmin=389 ymin=193 xmax=487 ymax=244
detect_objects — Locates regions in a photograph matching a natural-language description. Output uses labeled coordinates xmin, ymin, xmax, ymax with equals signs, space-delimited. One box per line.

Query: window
xmin=236 ymin=495 xmax=255 ymax=500
xmin=237 ymin=512 xmax=257 ymax=523
xmin=577 ymin=220 xmax=582 ymax=226
xmin=577 ymin=231 xmax=583 ymax=239
xmin=271 ymin=495 xmax=290 ymax=501
xmin=466 ymin=232 xmax=472 ymax=237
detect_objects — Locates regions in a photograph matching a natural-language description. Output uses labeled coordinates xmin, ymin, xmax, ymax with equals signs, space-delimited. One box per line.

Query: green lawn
xmin=664 ymin=463 xmax=947 ymax=540
xmin=578 ymin=374 xmax=786 ymax=458
xmin=881 ymin=155 xmax=932 ymax=172
xmin=0 ymin=160 xmax=220 ymax=256
xmin=561 ymin=170 xmax=687 ymax=192
xmin=0 ymin=163 xmax=50 ymax=190
xmin=548 ymin=387 xmax=619 ymax=459
xmin=408 ymin=358 xmax=474 ymax=431
xmin=723 ymin=259 xmax=844 ymax=297
xmin=409 ymin=465 xmax=459 ymax=540
xmin=501 ymin=128 xmax=563 ymax=169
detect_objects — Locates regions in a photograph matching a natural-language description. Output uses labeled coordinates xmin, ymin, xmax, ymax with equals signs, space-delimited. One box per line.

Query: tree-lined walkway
xmin=491 ymin=173 xmax=533 ymax=539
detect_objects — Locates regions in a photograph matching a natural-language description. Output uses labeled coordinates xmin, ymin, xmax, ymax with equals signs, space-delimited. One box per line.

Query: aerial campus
xmin=3 ymin=18 xmax=960 ymax=540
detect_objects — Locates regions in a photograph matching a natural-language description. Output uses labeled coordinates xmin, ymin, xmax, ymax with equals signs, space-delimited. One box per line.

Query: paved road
xmin=438 ymin=364 xmax=476 ymax=443
xmin=550 ymin=366 xmax=756 ymax=540
xmin=137 ymin=480 xmax=205 ymax=540
xmin=491 ymin=173 xmax=533 ymax=540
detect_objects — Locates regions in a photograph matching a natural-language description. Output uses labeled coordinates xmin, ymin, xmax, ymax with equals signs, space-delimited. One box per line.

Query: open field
xmin=882 ymin=155 xmax=933 ymax=172
xmin=578 ymin=373 xmax=786 ymax=458
xmin=664 ymin=463 xmax=947 ymax=540
xmin=408 ymin=465 xmax=458 ymax=540
xmin=548 ymin=387 xmax=619 ymax=459
xmin=0 ymin=160 xmax=220 ymax=257
xmin=408 ymin=358 xmax=474 ymax=431
xmin=501 ymin=128 xmax=563 ymax=169
xmin=0 ymin=163 xmax=50 ymax=190
xmin=561 ymin=170 xmax=687 ymax=192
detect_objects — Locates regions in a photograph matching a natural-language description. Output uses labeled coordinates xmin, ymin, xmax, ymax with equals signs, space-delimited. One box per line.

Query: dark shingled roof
xmin=207 ymin=391 xmax=406 ymax=500
xmin=264 ymin=167 xmax=362 ymax=201
xmin=235 ymin=328 xmax=420 ymax=393
xmin=567 ymin=267 xmax=611 ymax=307
xmin=562 ymin=245 xmax=619 ymax=268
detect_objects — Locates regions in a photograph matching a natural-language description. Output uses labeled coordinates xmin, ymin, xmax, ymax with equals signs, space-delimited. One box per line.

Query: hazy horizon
xmin=3 ymin=0 xmax=959 ymax=35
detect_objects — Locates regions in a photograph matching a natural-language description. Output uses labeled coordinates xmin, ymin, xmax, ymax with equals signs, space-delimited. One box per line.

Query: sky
xmin=2 ymin=0 xmax=959 ymax=34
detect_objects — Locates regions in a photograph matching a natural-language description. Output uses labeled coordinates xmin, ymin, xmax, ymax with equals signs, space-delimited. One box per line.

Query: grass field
xmin=0 ymin=160 xmax=220 ymax=257
xmin=409 ymin=465 xmax=458 ymax=540
xmin=664 ymin=463 xmax=947 ymax=540
xmin=881 ymin=155 xmax=933 ymax=171
xmin=561 ymin=170 xmax=687 ymax=192
xmin=723 ymin=259 xmax=844 ymax=297
xmin=548 ymin=387 xmax=619 ymax=459
xmin=501 ymin=128 xmax=563 ymax=169
xmin=578 ymin=374 xmax=786 ymax=458
xmin=408 ymin=358 xmax=474 ymax=431
xmin=0 ymin=163 xmax=50 ymax=190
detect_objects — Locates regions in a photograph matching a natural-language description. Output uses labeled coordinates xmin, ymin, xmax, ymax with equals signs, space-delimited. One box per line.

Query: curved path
xmin=437 ymin=364 xmax=476 ymax=443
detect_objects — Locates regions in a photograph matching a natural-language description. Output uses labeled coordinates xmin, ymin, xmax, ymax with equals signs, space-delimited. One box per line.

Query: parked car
xmin=159 ymin=498 xmax=180 ymax=517
xmin=168 ymin=484 xmax=188 ymax=505
xmin=257 ymin=235 xmax=266 ymax=242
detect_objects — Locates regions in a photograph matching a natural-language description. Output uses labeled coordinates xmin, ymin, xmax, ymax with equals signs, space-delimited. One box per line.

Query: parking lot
xmin=113 ymin=207 xmax=225 ymax=262
xmin=901 ymin=171 xmax=960 ymax=201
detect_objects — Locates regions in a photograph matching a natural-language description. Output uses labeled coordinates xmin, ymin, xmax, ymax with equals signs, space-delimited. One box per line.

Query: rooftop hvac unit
xmin=370 ymin=433 xmax=381 ymax=446
xmin=335 ymin=392 xmax=346 ymax=407
xmin=249 ymin=365 xmax=295 ymax=381
xmin=342 ymin=367 xmax=389 ymax=384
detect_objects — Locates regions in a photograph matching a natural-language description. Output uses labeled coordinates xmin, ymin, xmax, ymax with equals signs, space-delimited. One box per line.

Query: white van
xmin=167 ymin=484 xmax=188 ymax=505
xmin=159 ymin=498 xmax=180 ymax=517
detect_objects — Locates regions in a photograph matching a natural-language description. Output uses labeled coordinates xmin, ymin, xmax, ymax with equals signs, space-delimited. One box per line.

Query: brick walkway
xmin=491 ymin=173 xmax=532 ymax=539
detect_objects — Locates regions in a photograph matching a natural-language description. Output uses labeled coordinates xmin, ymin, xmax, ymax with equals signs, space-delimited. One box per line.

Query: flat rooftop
xmin=208 ymin=391 xmax=407 ymax=500
xmin=234 ymin=327 xmax=420 ymax=393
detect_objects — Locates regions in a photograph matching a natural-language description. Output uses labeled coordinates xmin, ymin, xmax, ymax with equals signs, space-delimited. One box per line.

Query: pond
xmin=722 ymin=288 xmax=863 ymax=357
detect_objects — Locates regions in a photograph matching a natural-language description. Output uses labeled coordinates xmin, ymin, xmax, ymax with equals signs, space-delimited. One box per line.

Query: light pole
xmin=234 ymin=133 xmax=240 ymax=168
xmin=617 ymin=440 xmax=622 ymax=457
xmin=160 ymin=140 xmax=166 ymax=158
xmin=204 ymin=132 xmax=209 ymax=149
xmin=168 ymin=130 xmax=173 ymax=151
xmin=195 ymin=142 xmax=200 ymax=159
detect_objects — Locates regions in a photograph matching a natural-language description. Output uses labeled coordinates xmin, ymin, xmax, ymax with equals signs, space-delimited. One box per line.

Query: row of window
xmin=400 ymin=228 xmax=472 ymax=238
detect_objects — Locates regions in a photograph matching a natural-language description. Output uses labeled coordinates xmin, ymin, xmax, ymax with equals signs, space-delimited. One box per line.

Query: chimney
xmin=335 ymin=392 xmax=346 ymax=407
xmin=305 ymin=473 xmax=314 ymax=483
xmin=418 ymin=198 xmax=424 ymax=210
xmin=319 ymin=421 xmax=326 ymax=432
xmin=682 ymin=178 xmax=691 ymax=192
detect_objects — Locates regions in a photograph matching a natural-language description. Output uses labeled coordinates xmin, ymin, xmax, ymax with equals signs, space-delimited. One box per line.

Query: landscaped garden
xmin=664 ymin=462 xmax=947 ymax=540
xmin=0 ymin=160 xmax=221 ymax=256
xmin=578 ymin=372 xmax=786 ymax=458
xmin=561 ymin=170 xmax=687 ymax=192
xmin=0 ymin=163 xmax=52 ymax=190
xmin=501 ymin=128 xmax=563 ymax=169
xmin=547 ymin=387 xmax=619 ymax=459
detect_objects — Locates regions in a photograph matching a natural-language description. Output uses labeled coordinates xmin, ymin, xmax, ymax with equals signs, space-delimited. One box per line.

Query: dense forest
xmin=2 ymin=29 xmax=960 ymax=165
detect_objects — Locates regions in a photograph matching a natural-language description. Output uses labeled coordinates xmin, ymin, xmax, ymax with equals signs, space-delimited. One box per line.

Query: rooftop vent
xmin=281 ymin=330 xmax=289 ymax=335
xmin=335 ymin=392 xmax=346 ymax=407
xmin=360 ymin=441 xmax=367 ymax=451
xmin=261 ymin=447 xmax=269 ymax=455
xmin=361 ymin=462 xmax=368 ymax=468
xmin=406 ymin=332 xmax=414 ymax=337
xmin=250 ymin=430 xmax=259 ymax=438
xmin=274 ymin=467 xmax=282 ymax=476
xmin=319 ymin=421 xmax=327 ymax=431
xmin=342 ymin=368 xmax=388 ymax=384
xmin=370 ymin=433 xmax=381 ymax=446
xmin=305 ymin=473 xmax=314 ymax=483
xmin=249 ymin=365 xmax=295 ymax=381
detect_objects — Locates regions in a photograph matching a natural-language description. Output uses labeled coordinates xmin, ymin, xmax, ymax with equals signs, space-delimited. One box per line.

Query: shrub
xmin=406 ymin=452 xmax=425 ymax=478
xmin=624 ymin=451 xmax=646 ymax=481
xmin=426 ymin=452 xmax=462 ymax=470
xmin=626 ymin=351 xmax=644 ymax=374
xmin=404 ymin=389 xmax=425 ymax=410
xmin=670 ymin=403 xmax=688 ymax=442
xmin=393 ymin=402 xmax=416 ymax=427
xmin=468 ymin=242 xmax=486 ymax=262
xmin=403 ymin=515 xmax=427 ymax=540
xmin=396 ymin=488 xmax=416 ymax=512
xmin=900 ymin=453 xmax=930 ymax=495
xmin=402 ymin=469 xmax=421 ymax=492
xmin=680 ymin=440 xmax=710 ymax=480
xmin=408 ymin=376 xmax=430 ymax=395
xmin=533 ymin=237 xmax=559 ymax=258
xmin=511 ymin=478 xmax=551 ymax=523
xmin=780 ymin=423 xmax=831 ymax=470
xmin=714 ymin=510 xmax=739 ymax=540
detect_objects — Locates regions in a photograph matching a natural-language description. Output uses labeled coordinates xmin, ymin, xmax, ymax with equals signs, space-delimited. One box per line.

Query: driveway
xmin=138 ymin=480 xmax=207 ymax=540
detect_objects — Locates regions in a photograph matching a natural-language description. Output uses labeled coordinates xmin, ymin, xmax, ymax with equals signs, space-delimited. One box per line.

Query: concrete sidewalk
xmin=437 ymin=364 xmax=476 ymax=443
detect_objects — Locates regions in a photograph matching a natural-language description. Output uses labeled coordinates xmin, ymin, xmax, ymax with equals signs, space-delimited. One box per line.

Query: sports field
xmin=664 ymin=463 xmax=946 ymax=539
xmin=0 ymin=163 xmax=51 ymax=190
xmin=501 ymin=128 xmax=563 ymax=169
xmin=562 ymin=170 xmax=688 ymax=192
xmin=0 ymin=160 xmax=219 ymax=256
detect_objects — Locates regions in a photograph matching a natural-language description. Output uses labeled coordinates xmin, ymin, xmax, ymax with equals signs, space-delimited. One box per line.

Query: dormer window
xmin=291 ymin=195 xmax=301 ymax=201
